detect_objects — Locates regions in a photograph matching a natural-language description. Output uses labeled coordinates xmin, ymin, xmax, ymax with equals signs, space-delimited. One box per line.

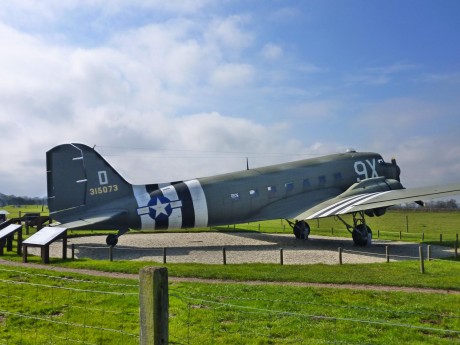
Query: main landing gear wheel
xmin=293 ymin=220 xmax=310 ymax=240
xmin=352 ymin=224 xmax=372 ymax=246
xmin=106 ymin=234 xmax=118 ymax=246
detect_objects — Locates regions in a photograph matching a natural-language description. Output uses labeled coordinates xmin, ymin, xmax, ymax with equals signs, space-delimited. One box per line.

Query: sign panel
xmin=23 ymin=227 xmax=67 ymax=246
xmin=0 ymin=224 xmax=21 ymax=238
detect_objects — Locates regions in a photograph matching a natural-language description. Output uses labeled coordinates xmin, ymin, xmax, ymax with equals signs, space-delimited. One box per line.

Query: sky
xmin=0 ymin=0 xmax=459 ymax=198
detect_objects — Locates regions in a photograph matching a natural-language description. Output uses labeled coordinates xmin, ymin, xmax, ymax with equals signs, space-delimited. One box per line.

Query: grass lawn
xmin=0 ymin=264 xmax=459 ymax=344
xmin=1 ymin=207 xmax=460 ymax=343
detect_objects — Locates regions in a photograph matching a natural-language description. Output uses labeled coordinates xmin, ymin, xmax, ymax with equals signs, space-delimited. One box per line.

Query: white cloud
xmin=344 ymin=63 xmax=418 ymax=86
xmin=209 ymin=63 xmax=255 ymax=88
xmin=205 ymin=15 xmax=254 ymax=53
xmin=0 ymin=15 xmax=297 ymax=196
xmin=261 ymin=43 xmax=283 ymax=60
xmin=0 ymin=2 xmax=458 ymax=200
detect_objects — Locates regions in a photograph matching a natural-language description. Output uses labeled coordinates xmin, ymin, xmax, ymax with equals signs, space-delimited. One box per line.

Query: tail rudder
xmin=47 ymin=143 xmax=132 ymax=213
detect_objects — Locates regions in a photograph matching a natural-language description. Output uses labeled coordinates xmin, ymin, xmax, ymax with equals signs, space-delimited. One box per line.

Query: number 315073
xmin=89 ymin=185 xmax=119 ymax=195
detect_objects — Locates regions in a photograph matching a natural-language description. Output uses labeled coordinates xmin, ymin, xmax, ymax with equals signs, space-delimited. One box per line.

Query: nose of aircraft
xmin=390 ymin=158 xmax=401 ymax=182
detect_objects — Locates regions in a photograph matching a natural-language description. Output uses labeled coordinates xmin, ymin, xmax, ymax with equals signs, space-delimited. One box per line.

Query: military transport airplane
xmin=47 ymin=143 xmax=460 ymax=247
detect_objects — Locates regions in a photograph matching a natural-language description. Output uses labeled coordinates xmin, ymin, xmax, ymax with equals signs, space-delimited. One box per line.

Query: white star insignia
xmin=150 ymin=198 xmax=169 ymax=217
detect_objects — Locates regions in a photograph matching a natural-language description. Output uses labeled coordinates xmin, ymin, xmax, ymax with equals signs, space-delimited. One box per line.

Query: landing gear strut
xmin=287 ymin=220 xmax=310 ymax=240
xmin=105 ymin=228 xmax=129 ymax=247
xmin=336 ymin=211 xmax=372 ymax=246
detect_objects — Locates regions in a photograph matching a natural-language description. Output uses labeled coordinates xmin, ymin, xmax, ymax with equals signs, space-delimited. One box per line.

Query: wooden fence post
xmin=427 ymin=245 xmax=431 ymax=261
xmin=222 ymin=247 xmax=227 ymax=265
xmin=109 ymin=246 xmax=113 ymax=262
xmin=338 ymin=247 xmax=342 ymax=265
xmin=385 ymin=246 xmax=389 ymax=263
xmin=455 ymin=234 xmax=458 ymax=259
xmin=139 ymin=267 xmax=169 ymax=345
xmin=280 ymin=248 xmax=284 ymax=265
xmin=163 ymin=248 xmax=167 ymax=264
xmin=419 ymin=245 xmax=425 ymax=274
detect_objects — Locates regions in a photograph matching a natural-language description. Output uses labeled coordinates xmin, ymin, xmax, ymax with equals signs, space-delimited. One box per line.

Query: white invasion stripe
xmin=137 ymin=206 xmax=149 ymax=215
xmin=132 ymin=185 xmax=151 ymax=207
xmin=170 ymin=200 xmax=183 ymax=208
xmin=72 ymin=157 xmax=83 ymax=160
xmin=339 ymin=191 xmax=392 ymax=214
xmin=319 ymin=193 xmax=381 ymax=218
xmin=140 ymin=214 xmax=155 ymax=230
xmin=168 ymin=208 xmax=182 ymax=229
xmin=76 ymin=179 xmax=87 ymax=183
xmin=185 ymin=179 xmax=208 ymax=227
xmin=161 ymin=185 xmax=179 ymax=201
xmin=160 ymin=184 xmax=181 ymax=230
xmin=306 ymin=195 xmax=363 ymax=219
xmin=132 ymin=185 xmax=153 ymax=229
xmin=307 ymin=193 xmax=379 ymax=220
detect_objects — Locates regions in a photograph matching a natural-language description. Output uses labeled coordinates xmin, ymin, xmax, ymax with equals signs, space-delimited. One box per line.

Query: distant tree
xmin=425 ymin=199 xmax=458 ymax=210
xmin=0 ymin=193 xmax=45 ymax=206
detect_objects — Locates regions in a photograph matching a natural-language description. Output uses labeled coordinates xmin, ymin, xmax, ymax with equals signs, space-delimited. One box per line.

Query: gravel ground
xmin=27 ymin=232 xmax=454 ymax=265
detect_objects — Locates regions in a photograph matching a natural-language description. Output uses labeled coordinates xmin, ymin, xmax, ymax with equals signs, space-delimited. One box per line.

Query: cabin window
xmin=249 ymin=189 xmax=259 ymax=197
xmin=285 ymin=182 xmax=294 ymax=192
xmin=303 ymin=178 xmax=311 ymax=189
xmin=334 ymin=172 xmax=343 ymax=182
xmin=267 ymin=185 xmax=277 ymax=197
xmin=318 ymin=175 xmax=327 ymax=185
xmin=230 ymin=193 xmax=240 ymax=201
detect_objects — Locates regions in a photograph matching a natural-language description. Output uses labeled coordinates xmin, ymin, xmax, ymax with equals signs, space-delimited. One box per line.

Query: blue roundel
xmin=148 ymin=196 xmax=172 ymax=220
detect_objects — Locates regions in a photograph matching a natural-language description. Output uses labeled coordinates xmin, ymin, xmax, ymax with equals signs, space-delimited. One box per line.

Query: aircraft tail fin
xmin=47 ymin=143 xmax=132 ymax=214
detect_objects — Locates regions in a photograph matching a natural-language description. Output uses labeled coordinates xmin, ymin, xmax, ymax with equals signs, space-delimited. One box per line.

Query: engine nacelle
xmin=365 ymin=207 xmax=387 ymax=217
xmin=343 ymin=176 xmax=404 ymax=197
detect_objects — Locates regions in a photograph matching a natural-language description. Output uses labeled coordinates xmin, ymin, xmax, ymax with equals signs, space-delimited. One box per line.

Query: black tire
xmin=352 ymin=224 xmax=372 ymax=246
xmin=106 ymin=234 xmax=118 ymax=246
xmin=293 ymin=221 xmax=310 ymax=240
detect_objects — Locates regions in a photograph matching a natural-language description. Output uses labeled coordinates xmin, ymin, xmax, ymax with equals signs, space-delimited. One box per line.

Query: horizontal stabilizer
xmin=51 ymin=209 xmax=127 ymax=230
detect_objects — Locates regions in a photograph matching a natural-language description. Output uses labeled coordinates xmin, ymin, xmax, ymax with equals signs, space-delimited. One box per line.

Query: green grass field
xmin=1 ymin=206 xmax=460 ymax=343
xmin=0 ymin=264 xmax=459 ymax=344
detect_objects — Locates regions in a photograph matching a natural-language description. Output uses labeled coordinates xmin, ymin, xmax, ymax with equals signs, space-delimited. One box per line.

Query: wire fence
xmin=169 ymin=290 xmax=460 ymax=345
xmin=0 ymin=268 xmax=139 ymax=344
xmin=1 ymin=266 xmax=460 ymax=344
xmin=72 ymin=241 xmax=457 ymax=267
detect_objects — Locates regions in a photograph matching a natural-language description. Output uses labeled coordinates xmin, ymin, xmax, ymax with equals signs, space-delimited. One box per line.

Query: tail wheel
xmin=293 ymin=221 xmax=310 ymax=240
xmin=352 ymin=224 xmax=372 ymax=246
xmin=106 ymin=234 xmax=118 ymax=246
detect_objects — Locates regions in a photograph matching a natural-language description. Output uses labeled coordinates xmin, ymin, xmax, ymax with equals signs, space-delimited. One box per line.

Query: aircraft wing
xmin=294 ymin=183 xmax=460 ymax=221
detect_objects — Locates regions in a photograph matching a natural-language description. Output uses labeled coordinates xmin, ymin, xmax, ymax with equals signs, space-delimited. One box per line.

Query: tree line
xmin=0 ymin=193 xmax=46 ymax=207
xmin=392 ymin=199 xmax=458 ymax=210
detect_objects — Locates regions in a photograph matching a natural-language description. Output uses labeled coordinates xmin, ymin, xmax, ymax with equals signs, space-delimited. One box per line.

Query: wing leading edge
xmin=294 ymin=183 xmax=460 ymax=221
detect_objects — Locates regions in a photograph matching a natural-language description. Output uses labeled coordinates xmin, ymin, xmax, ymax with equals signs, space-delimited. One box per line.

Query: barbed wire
xmin=0 ymin=267 xmax=139 ymax=288
xmin=0 ymin=278 xmax=138 ymax=295
xmin=174 ymin=290 xmax=460 ymax=319
xmin=172 ymin=293 xmax=460 ymax=337
xmin=0 ymin=310 xmax=139 ymax=338
xmin=0 ymin=274 xmax=140 ymax=345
